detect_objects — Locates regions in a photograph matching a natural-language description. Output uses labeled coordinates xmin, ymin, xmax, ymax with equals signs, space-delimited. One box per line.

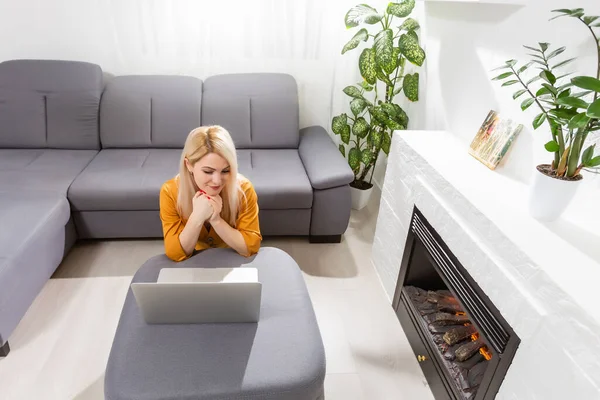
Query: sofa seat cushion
xmin=0 ymin=149 xmax=97 ymax=195
xmin=68 ymin=149 xmax=180 ymax=211
xmin=237 ymin=149 xmax=313 ymax=210
xmin=0 ymin=192 xmax=70 ymax=257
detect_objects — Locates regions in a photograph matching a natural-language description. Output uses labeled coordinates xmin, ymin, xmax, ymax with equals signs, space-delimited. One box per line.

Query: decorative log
xmin=468 ymin=360 xmax=488 ymax=388
xmin=438 ymin=289 xmax=452 ymax=297
xmin=421 ymin=309 xmax=440 ymax=316
xmin=436 ymin=290 xmax=460 ymax=303
xmin=438 ymin=293 xmax=461 ymax=305
xmin=432 ymin=333 xmax=447 ymax=346
xmin=407 ymin=287 xmax=465 ymax=314
xmin=427 ymin=290 xmax=457 ymax=304
xmin=431 ymin=291 xmax=462 ymax=312
xmin=443 ymin=343 xmax=463 ymax=361
xmin=455 ymin=368 xmax=470 ymax=391
xmin=443 ymin=325 xmax=477 ymax=346
xmin=425 ymin=312 xmax=470 ymax=326
xmin=406 ymin=285 xmax=491 ymax=398
xmin=456 ymin=353 xmax=485 ymax=370
xmin=410 ymin=286 xmax=427 ymax=296
xmin=456 ymin=339 xmax=485 ymax=362
xmin=416 ymin=302 xmax=438 ymax=316
xmin=438 ymin=302 xmax=463 ymax=314
xmin=405 ymin=286 xmax=428 ymax=303
xmin=428 ymin=322 xmax=458 ymax=334
xmin=424 ymin=303 xmax=462 ymax=315
xmin=404 ymin=286 xmax=423 ymax=297
xmin=406 ymin=287 xmax=436 ymax=314
xmin=425 ymin=291 xmax=437 ymax=303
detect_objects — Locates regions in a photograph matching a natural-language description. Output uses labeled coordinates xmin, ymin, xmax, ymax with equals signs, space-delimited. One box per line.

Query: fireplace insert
xmin=392 ymin=207 xmax=520 ymax=400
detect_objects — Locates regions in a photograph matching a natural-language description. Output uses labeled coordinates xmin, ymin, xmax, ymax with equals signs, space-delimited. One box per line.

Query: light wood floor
xmin=0 ymin=190 xmax=433 ymax=400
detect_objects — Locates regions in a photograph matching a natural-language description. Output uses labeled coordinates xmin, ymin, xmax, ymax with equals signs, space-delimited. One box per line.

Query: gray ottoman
xmin=105 ymin=247 xmax=326 ymax=400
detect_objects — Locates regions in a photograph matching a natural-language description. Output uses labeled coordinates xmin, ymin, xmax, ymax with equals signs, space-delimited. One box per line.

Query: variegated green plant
xmin=493 ymin=8 xmax=600 ymax=179
xmin=332 ymin=1 xmax=424 ymax=189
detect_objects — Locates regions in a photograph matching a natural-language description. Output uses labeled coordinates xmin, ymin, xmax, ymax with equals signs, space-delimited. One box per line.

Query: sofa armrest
xmin=299 ymin=126 xmax=354 ymax=190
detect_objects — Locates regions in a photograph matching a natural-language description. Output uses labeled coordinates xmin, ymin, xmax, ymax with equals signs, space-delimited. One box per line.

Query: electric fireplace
xmin=393 ymin=207 xmax=520 ymax=400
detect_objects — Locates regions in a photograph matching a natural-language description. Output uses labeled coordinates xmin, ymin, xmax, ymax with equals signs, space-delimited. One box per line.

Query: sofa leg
xmin=309 ymin=235 xmax=342 ymax=244
xmin=0 ymin=341 xmax=9 ymax=357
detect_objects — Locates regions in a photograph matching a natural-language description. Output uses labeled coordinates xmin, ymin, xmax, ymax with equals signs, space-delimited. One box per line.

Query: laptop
xmin=131 ymin=267 xmax=262 ymax=324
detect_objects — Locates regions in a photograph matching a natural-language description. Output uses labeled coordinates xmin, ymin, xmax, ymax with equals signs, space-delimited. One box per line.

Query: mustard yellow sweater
xmin=159 ymin=176 xmax=262 ymax=261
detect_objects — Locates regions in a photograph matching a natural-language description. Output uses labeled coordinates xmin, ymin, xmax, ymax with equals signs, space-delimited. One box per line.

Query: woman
xmin=159 ymin=125 xmax=262 ymax=261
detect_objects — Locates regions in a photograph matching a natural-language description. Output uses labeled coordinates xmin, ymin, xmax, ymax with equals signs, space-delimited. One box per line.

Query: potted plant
xmin=332 ymin=0 xmax=424 ymax=210
xmin=493 ymin=8 xmax=600 ymax=221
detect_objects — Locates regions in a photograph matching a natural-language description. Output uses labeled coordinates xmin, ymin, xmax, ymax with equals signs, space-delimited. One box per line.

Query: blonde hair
xmin=177 ymin=126 xmax=243 ymax=226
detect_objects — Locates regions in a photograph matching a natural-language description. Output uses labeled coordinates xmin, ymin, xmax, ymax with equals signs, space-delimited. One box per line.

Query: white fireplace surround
xmin=372 ymin=130 xmax=600 ymax=399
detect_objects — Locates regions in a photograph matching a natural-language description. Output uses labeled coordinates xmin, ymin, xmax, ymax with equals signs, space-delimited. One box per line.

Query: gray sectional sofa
xmin=0 ymin=59 xmax=353 ymax=356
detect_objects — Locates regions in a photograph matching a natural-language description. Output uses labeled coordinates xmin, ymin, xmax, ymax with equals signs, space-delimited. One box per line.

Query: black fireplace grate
xmin=411 ymin=213 xmax=510 ymax=354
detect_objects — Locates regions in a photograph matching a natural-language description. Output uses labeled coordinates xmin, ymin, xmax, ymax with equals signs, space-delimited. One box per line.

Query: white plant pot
xmin=351 ymin=186 xmax=374 ymax=210
xmin=528 ymin=165 xmax=582 ymax=222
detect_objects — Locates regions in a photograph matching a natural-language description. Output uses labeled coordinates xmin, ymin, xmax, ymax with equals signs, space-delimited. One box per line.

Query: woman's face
xmin=186 ymin=152 xmax=231 ymax=196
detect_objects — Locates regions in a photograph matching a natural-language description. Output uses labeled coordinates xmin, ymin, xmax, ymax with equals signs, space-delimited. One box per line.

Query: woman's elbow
xmin=240 ymin=236 xmax=261 ymax=257
xmin=165 ymin=244 xmax=189 ymax=262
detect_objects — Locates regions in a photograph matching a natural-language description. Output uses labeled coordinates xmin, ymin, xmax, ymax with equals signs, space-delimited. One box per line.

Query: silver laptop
xmin=131 ymin=267 xmax=262 ymax=324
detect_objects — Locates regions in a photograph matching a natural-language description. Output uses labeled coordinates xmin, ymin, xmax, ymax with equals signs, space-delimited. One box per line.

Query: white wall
xmin=0 ymin=0 xmax=361 ymax=131
xmin=420 ymin=0 xmax=600 ymax=188
xmin=0 ymin=0 xmax=429 ymax=186
xmin=3 ymin=0 xmax=596 ymax=188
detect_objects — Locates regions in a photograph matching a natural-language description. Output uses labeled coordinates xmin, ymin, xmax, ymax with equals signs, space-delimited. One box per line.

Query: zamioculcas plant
xmin=493 ymin=8 xmax=600 ymax=181
xmin=332 ymin=0 xmax=424 ymax=202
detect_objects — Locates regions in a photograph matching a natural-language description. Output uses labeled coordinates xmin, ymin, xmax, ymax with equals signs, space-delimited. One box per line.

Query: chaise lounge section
xmin=0 ymin=60 xmax=103 ymax=355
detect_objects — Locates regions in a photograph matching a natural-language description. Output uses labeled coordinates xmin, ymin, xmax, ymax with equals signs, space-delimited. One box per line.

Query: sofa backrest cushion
xmin=100 ymin=76 xmax=202 ymax=148
xmin=202 ymin=73 xmax=299 ymax=149
xmin=0 ymin=59 xmax=103 ymax=149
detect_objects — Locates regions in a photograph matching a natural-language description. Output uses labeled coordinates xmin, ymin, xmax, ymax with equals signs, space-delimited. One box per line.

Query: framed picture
xmin=469 ymin=110 xmax=523 ymax=170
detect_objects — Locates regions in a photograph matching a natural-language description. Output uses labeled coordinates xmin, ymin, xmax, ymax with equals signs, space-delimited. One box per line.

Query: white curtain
xmin=0 ymin=0 xmax=378 ymax=131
